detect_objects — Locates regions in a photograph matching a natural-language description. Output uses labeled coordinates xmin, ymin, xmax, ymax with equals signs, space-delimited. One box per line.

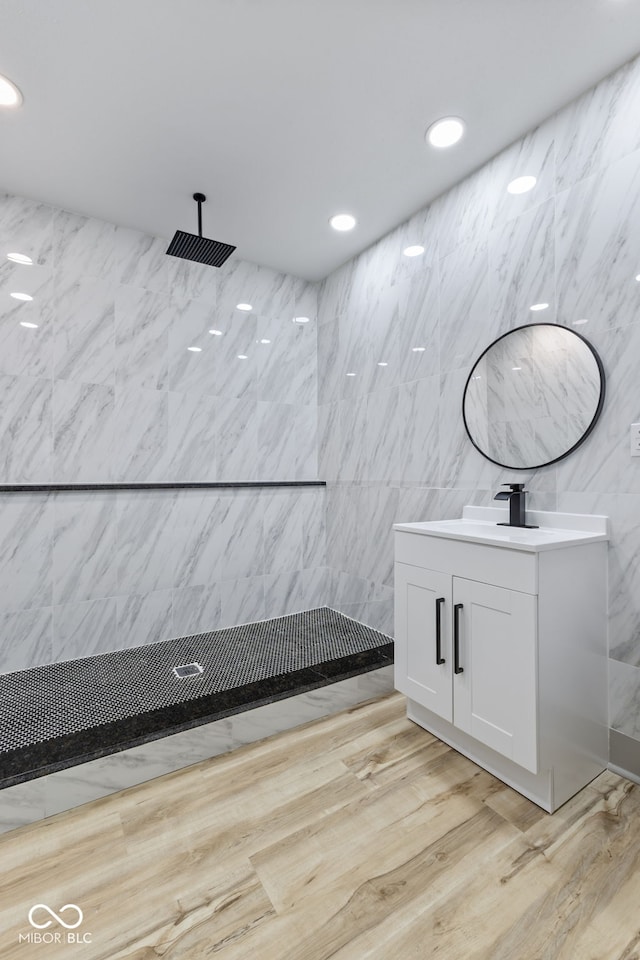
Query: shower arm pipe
xmin=0 ymin=481 xmax=326 ymax=493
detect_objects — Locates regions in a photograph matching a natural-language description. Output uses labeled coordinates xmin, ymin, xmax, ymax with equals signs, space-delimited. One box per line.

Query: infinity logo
xmin=28 ymin=904 xmax=84 ymax=930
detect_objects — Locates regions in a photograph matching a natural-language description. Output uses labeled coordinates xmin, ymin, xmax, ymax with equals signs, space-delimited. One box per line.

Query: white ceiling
xmin=1 ymin=0 xmax=640 ymax=281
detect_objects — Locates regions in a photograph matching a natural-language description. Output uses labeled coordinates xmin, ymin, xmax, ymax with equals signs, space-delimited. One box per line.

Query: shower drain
xmin=173 ymin=662 xmax=204 ymax=679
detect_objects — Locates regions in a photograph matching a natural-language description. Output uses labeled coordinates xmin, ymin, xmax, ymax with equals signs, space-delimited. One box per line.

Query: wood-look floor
xmin=1 ymin=692 xmax=639 ymax=959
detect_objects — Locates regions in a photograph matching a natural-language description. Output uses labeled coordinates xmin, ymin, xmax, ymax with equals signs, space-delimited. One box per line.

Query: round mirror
xmin=462 ymin=323 xmax=605 ymax=470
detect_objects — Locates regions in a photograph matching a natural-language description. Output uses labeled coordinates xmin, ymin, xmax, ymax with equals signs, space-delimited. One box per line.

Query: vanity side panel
xmin=537 ymin=542 xmax=608 ymax=807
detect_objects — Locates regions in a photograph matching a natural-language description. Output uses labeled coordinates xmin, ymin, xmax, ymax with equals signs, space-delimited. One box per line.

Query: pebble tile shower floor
xmin=0 ymin=607 xmax=393 ymax=788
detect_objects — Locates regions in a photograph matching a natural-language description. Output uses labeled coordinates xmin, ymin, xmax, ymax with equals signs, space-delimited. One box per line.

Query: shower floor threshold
xmin=0 ymin=607 xmax=393 ymax=789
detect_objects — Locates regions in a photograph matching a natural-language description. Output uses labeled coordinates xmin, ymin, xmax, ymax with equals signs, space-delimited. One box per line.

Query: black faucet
xmin=494 ymin=483 xmax=538 ymax=528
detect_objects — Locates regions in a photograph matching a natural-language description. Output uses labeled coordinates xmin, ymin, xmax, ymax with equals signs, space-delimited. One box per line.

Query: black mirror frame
xmin=462 ymin=322 xmax=606 ymax=471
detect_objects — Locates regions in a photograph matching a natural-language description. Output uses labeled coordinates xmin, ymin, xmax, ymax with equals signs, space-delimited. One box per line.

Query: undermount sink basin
xmin=393 ymin=506 xmax=608 ymax=552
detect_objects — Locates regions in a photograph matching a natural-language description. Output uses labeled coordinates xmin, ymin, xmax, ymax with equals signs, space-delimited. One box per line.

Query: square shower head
xmin=166 ymin=230 xmax=236 ymax=268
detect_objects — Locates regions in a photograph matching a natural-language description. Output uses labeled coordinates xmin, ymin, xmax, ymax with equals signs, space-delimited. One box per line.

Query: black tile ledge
xmin=0 ymin=608 xmax=392 ymax=788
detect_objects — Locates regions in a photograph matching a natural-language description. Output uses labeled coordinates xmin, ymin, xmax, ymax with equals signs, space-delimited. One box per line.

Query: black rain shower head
xmin=166 ymin=193 xmax=236 ymax=268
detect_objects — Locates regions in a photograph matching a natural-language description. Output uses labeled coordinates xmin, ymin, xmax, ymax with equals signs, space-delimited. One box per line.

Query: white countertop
xmin=393 ymin=506 xmax=609 ymax=552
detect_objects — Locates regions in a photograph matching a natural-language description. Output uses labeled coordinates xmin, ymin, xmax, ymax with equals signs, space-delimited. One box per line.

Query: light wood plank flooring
xmin=1 ymin=691 xmax=639 ymax=959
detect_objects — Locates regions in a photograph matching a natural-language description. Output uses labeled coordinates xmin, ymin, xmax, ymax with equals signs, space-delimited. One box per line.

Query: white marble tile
xmin=264 ymin=570 xmax=306 ymax=619
xmin=397 ymin=486 xmax=440 ymax=524
xmin=318 ymin=258 xmax=355 ymax=323
xmin=490 ymin=117 xmax=556 ymax=228
xmin=609 ymin=658 xmax=640 ymax=740
xmin=301 ymin=489 xmax=326 ymax=569
xmin=337 ymin=397 xmax=367 ymax=482
xmin=257 ymin=402 xmax=298 ymax=480
xmin=439 ymin=238 xmax=495 ymax=374
xmin=168 ymin=256 xmax=219 ymax=305
xmin=263 ymin=492 xmax=303 ymax=575
xmin=115 ymin=228 xmax=170 ymax=294
xmin=0 ymin=194 xmax=54 ymax=267
xmin=318 ymin=401 xmax=340 ymax=482
xmin=302 ymin=567 xmax=331 ymax=609
xmin=52 ymin=380 xmax=115 ymax=482
xmin=116 ymin=491 xmax=179 ymax=594
xmin=53 ymin=597 xmax=117 ymax=661
xmin=257 ymin=313 xmax=316 ymax=406
xmin=171 ymin=583 xmax=221 ymax=637
xmin=116 ymin=588 xmax=174 ymax=648
xmin=172 ymin=490 xmax=222 ymax=589
xmin=217 ymin=259 xmax=297 ymax=321
xmin=362 ymin=485 xmax=398 ymax=587
xmin=44 ymin=763 xmax=123 ymax=817
xmin=209 ymin=313 xmax=258 ymax=400
xmin=0 ymin=262 xmax=54 ymax=379
xmin=0 ymin=494 xmax=53 ymax=613
xmin=0 ymin=779 xmax=46 ymax=835
xmin=395 ymin=265 xmax=439 ymax=383
xmin=216 ymin=495 xmax=264 ymax=581
xmin=438 ymin=369 xmax=499 ymax=489
xmin=53 ymin=278 xmax=115 ymax=385
xmin=164 ymin=391 xmax=217 ymax=482
xmin=113 ymin=384 xmax=168 ymax=481
xmin=398 ymin=376 xmax=440 ymax=485
xmin=317 ymin=317 xmax=343 ymax=406
xmin=52 ymin=210 xmax=118 ymax=281
xmin=0 ymin=374 xmax=53 ymax=482
xmin=488 ymin=197 xmax=556 ymax=328
xmin=366 ymin=387 xmax=402 ymax=484
xmin=556 ymin=148 xmax=640 ymax=330
xmin=167 ymin=297 xmax=219 ymax=396
xmin=0 ymin=606 xmax=53 ymax=673
xmin=294 ymin=280 xmax=318 ymax=321
xmin=52 ymin=492 xmax=117 ymax=604
xmin=215 ymin=395 xmax=258 ymax=482
xmin=392 ymin=204 xmax=439 ymax=285
xmin=0 ymin=299 xmax=53 ymax=380
xmin=433 ymin=160 xmax=497 ymax=259
xmin=219 ymin=576 xmax=265 ymax=628
xmin=555 ymin=54 xmax=640 ymax=192
xmin=115 ymin=286 xmax=171 ymax=391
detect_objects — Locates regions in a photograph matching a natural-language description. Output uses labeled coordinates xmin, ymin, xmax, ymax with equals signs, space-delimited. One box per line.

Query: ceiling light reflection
xmin=7 ymin=252 xmax=33 ymax=265
xmin=507 ymin=175 xmax=537 ymax=194
xmin=10 ymin=292 xmax=33 ymax=301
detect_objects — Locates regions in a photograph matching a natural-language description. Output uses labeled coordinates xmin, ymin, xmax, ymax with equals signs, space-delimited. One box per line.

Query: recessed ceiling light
xmin=0 ymin=73 xmax=23 ymax=108
xmin=507 ymin=175 xmax=537 ymax=194
xmin=635 ymin=274 xmax=640 ymax=282
xmin=403 ymin=245 xmax=425 ymax=258
xmin=426 ymin=117 xmax=465 ymax=148
xmin=377 ymin=361 xmax=388 ymax=367
xmin=329 ymin=213 xmax=356 ymax=232
xmin=10 ymin=292 xmax=33 ymax=301
xmin=236 ymin=303 xmax=253 ymax=311
xmin=187 ymin=346 xmax=202 ymax=352
xmin=572 ymin=319 xmax=589 ymax=325
xmin=293 ymin=316 xmax=310 ymax=324
xmin=237 ymin=354 xmax=248 ymax=359
xmin=7 ymin=252 xmax=32 ymax=265
xmin=20 ymin=321 xmax=38 ymax=329
xmin=529 ymin=302 xmax=549 ymax=311
xmin=412 ymin=346 xmax=426 ymax=352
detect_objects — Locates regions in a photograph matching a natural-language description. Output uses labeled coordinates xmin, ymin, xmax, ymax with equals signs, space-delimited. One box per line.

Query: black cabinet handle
xmin=454 ymin=603 xmax=464 ymax=674
xmin=435 ymin=597 xmax=446 ymax=664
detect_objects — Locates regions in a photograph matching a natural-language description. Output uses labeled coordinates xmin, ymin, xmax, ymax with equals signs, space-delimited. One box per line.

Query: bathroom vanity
xmin=394 ymin=506 xmax=608 ymax=812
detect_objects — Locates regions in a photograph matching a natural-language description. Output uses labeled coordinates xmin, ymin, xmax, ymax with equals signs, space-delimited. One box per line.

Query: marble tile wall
xmin=0 ymin=197 xmax=326 ymax=670
xmin=317 ymin=53 xmax=640 ymax=762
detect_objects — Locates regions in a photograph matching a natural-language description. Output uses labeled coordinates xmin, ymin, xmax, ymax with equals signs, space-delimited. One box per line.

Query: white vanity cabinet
xmin=394 ymin=507 xmax=609 ymax=812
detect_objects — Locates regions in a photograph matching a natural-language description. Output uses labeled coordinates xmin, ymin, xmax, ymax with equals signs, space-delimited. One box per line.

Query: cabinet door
xmin=452 ymin=577 xmax=538 ymax=773
xmin=394 ymin=562 xmax=452 ymax=722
